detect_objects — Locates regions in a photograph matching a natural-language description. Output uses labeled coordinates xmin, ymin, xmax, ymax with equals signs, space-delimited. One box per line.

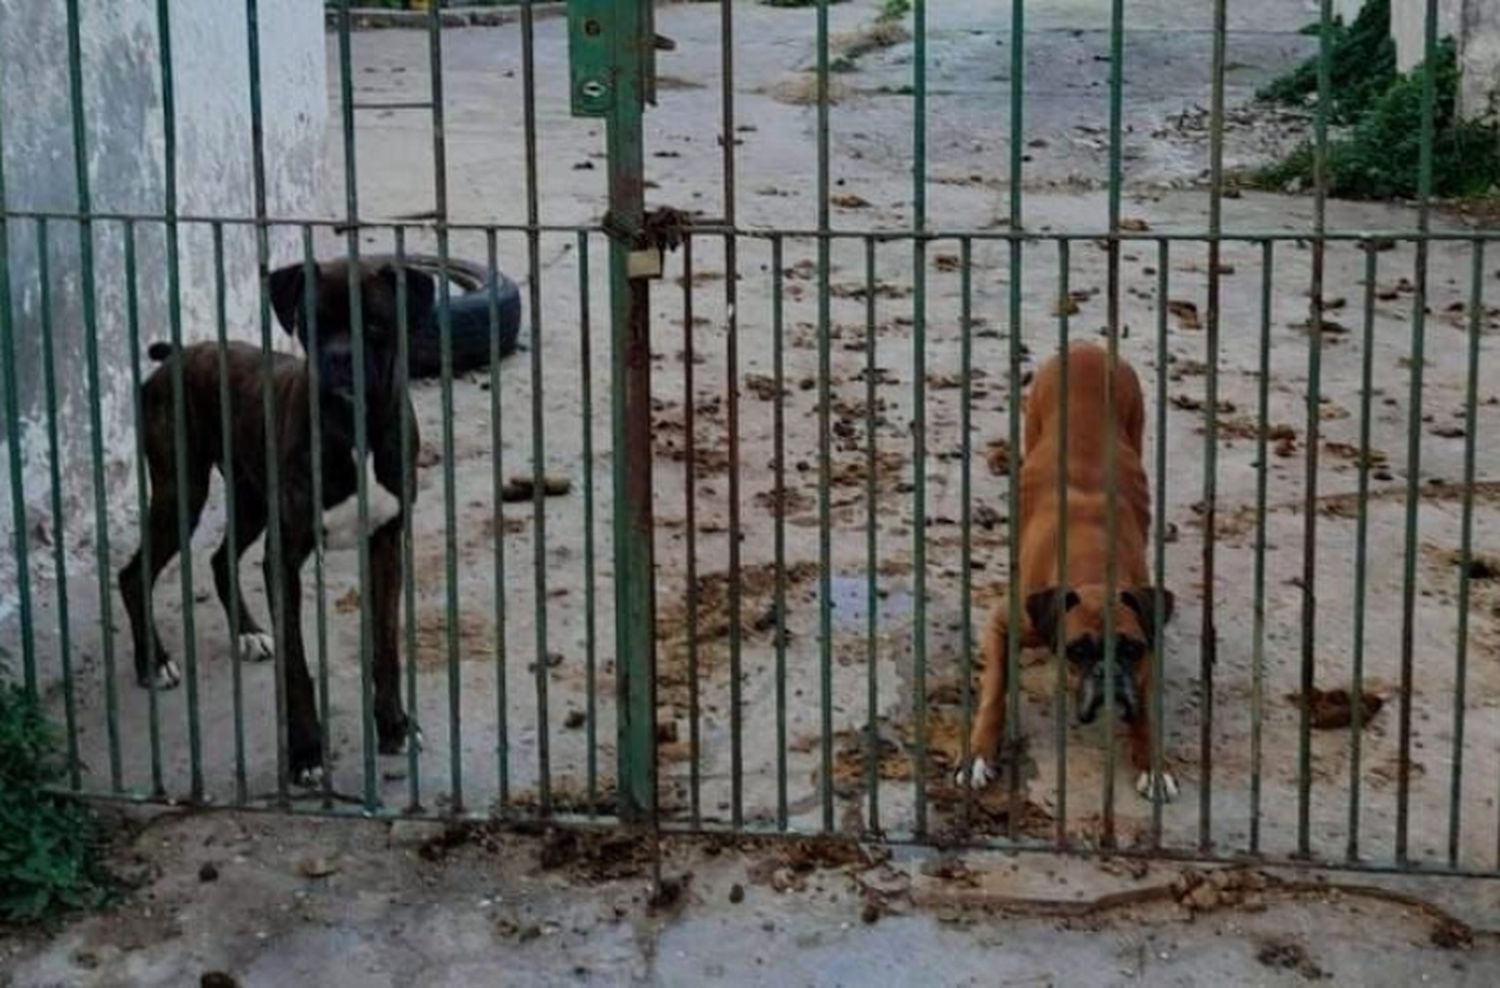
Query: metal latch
xmin=604 ymin=207 xmax=691 ymax=281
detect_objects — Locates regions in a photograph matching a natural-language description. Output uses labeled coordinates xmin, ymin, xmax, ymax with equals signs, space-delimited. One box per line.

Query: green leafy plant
xmin=1254 ymin=38 xmax=1500 ymax=200
xmin=879 ymin=0 xmax=912 ymax=21
xmin=1259 ymin=0 xmax=1395 ymax=125
xmin=0 ymin=677 xmax=112 ymax=924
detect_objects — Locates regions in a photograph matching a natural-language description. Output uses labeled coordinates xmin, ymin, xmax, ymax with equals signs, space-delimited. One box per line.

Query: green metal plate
xmin=568 ymin=1 xmax=615 ymax=117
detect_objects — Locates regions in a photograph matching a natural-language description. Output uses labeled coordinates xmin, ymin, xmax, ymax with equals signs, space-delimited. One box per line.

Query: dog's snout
xmin=1074 ymin=663 xmax=1138 ymax=726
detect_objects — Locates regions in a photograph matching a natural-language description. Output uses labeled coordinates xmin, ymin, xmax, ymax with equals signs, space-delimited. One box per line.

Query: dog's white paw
xmin=155 ymin=660 xmax=182 ymax=690
xmin=1136 ymin=769 xmax=1180 ymax=802
xmin=956 ymin=756 xmax=999 ymax=790
xmin=294 ymin=765 xmax=325 ymax=788
xmin=237 ymin=632 xmax=274 ymax=663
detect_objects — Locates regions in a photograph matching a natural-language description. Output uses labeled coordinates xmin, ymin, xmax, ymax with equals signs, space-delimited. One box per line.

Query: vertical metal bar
xmin=1150 ymin=240 xmax=1169 ymax=848
xmin=958 ymin=237 xmax=974 ymax=828
xmin=62 ymin=0 xmax=121 ymax=793
xmin=1003 ymin=0 xmax=1027 ymax=844
xmin=520 ymin=0 xmax=549 ymax=815
xmin=245 ymin=0 xmax=289 ymax=802
xmin=428 ymin=0 xmax=464 ymax=817
xmin=815 ymin=0 xmax=835 ymax=834
xmin=123 ymin=220 xmax=162 ymax=796
xmin=578 ymin=230 xmax=599 ymax=814
xmin=302 ymin=228 xmax=332 ymax=808
xmin=1054 ymin=239 xmax=1071 ymax=847
xmin=212 ymin=224 xmax=247 ymax=805
xmin=772 ymin=235 xmax=789 ymax=831
xmin=154 ymin=0 xmax=203 ymax=804
xmin=1298 ymin=0 xmax=1335 ymax=860
xmin=398 ymin=229 xmax=425 ymax=813
xmin=0 ymin=113 xmax=36 ymax=697
xmin=1192 ymin=0 xmax=1229 ymax=852
xmin=608 ymin=0 xmax=658 ymax=826
xmin=1349 ymin=243 xmax=1377 ymax=863
xmin=726 ymin=229 xmax=744 ymax=829
xmin=1449 ymin=240 xmax=1483 ymax=868
xmin=910 ymin=0 xmax=930 ymax=839
xmin=336 ymin=0 xmax=378 ymax=812
xmin=35 ymin=219 xmax=76 ymax=787
xmin=864 ymin=236 xmax=880 ymax=834
xmin=1397 ymin=0 xmax=1439 ymax=867
xmin=1101 ymin=0 xmax=1127 ymax=847
xmin=1250 ymin=240 xmax=1273 ymax=855
xmin=720 ymin=0 xmax=744 ymax=836
xmin=682 ymin=235 xmax=700 ymax=826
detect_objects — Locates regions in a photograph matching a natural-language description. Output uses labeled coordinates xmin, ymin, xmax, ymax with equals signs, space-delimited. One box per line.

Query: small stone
xmin=729 ymin=883 xmax=745 ymax=904
xmin=198 ymin=862 xmax=219 ymax=883
xmin=1188 ymin=883 xmax=1221 ymax=911
xmin=297 ymin=856 xmax=340 ymax=879
xmin=201 ymin=974 xmax=238 ymax=988
xmin=564 ymin=710 xmax=586 ymax=730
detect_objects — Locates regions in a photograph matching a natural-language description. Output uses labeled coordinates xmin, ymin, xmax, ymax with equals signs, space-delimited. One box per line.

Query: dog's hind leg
xmin=213 ymin=495 xmax=272 ymax=664
xmin=119 ymin=465 xmax=209 ymax=690
xmin=264 ymin=536 xmax=322 ymax=786
xmin=369 ymin=520 xmax=415 ymax=755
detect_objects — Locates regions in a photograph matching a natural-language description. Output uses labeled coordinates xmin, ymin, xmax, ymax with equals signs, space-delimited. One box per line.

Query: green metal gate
xmin=2 ymin=0 xmax=1498 ymax=878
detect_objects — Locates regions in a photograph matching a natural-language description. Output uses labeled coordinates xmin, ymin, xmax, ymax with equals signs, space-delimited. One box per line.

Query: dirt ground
xmin=5 ymin=808 xmax=1500 ymax=986
xmin=12 ymin=0 xmax=1500 ymax=941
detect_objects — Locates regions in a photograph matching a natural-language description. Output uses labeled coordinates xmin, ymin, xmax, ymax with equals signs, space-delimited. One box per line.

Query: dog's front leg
xmin=961 ymin=607 xmax=1011 ymax=789
xmin=1128 ymin=661 xmax=1178 ymax=802
xmin=370 ymin=519 xmax=414 ymax=754
xmin=265 ymin=542 xmax=322 ymax=785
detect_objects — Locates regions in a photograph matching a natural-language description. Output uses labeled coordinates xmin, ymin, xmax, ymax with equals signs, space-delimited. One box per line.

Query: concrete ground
xmin=5 ymin=808 xmax=1500 ymax=986
xmin=13 ymin=1 xmax=1500 ymax=977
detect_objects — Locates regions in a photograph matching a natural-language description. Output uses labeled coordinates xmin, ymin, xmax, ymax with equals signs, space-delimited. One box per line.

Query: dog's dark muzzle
xmin=317 ymin=343 xmax=391 ymax=404
xmin=1075 ymin=662 xmax=1139 ymax=725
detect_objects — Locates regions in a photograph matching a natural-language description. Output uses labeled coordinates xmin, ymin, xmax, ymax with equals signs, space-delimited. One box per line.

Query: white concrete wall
xmin=1391 ymin=0 xmax=1500 ymax=120
xmin=0 ymin=0 xmax=327 ymax=635
xmin=1334 ymin=0 xmax=1369 ymax=23
xmin=1392 ymin=0 xmax=1462 ymax=72
xmin=1457 ymin=0 xmax=1500 ymax=120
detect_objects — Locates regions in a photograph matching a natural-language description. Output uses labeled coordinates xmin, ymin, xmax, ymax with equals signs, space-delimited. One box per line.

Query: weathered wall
xmin=1392 ymin=0 xmax=1462 ymax=73
xmin=0 ymin=0 xmax=327 ymax=636
xmin=1392 ymin=0 xmax=1500 ymax=120
xmin=1456 ymin=0 xmax=1500 ymax=120
xmin=1334 ymin=0 xmax=1369 ymax=24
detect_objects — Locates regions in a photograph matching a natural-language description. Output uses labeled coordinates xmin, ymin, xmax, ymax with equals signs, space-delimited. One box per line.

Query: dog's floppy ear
xmin=1025 ymin=587 xmax=1080 ymax=650
xmin=377 ymin=264 xmax=437 ymax=334
xmin=268 ymin=263 xmax=309 ymax=338
xmin=1120 ymin=587 xmax=1175 ymax=646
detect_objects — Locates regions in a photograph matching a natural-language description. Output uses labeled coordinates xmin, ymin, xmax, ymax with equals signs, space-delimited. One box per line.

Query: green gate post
xmin=570 ymin=0 xmax=658 ymax=824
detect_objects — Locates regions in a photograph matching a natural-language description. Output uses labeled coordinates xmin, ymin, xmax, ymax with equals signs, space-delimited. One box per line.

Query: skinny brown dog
xmin=962 ymin=342 xmax=1178 ymax=801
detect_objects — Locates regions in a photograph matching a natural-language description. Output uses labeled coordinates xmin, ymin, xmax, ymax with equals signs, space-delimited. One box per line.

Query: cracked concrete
xmin=6 ymin=809 xmax=1500 ymax=986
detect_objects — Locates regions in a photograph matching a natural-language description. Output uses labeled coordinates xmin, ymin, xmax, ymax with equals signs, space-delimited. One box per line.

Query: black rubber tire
xmin=362 ymin=254 xmax=523 ymax=380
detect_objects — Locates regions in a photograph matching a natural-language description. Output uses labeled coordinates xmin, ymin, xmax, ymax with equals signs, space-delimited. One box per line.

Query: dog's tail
xmin=146 ymin=342 xmax=176 ymax=362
